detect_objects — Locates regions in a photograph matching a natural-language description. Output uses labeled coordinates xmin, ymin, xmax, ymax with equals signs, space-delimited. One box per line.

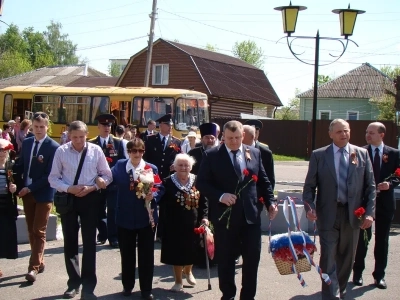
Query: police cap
xmin=95 ymin=113 xmax=117 ymax=126
xmin=156 ymin=113 xmax=173 ymax=125
xmin=244 ymin=119 xmax=263 ymax=130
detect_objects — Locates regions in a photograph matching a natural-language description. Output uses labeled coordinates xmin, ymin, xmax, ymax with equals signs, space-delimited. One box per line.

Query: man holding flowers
xmin=353 ymin=122 xmax=400 ymax=289
xmin=303 ymin=119 xmax=375 ymax=300
xmin=197 ymin=120 xmax=277 ymax=300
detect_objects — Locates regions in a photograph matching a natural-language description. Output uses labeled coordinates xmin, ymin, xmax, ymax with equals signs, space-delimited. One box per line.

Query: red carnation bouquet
xmin=194 ymin=224 xmax=215 ymax=260
xmin=354 ymin=207 xmax=368 ymax=246
xmin=219 ymin=168 xmax=258 ymax=229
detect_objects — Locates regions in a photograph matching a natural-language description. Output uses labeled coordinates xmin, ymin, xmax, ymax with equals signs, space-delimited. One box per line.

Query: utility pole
xmin=143 ymin=0 xmax=158 ymax=87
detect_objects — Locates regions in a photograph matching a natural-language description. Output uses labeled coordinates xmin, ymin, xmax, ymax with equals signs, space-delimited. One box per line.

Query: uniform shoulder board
xmin=88 ymin=137 xmax=97 ymax=142
xmin=112 ymin=135 xmax=122 ymax=141
xmin=172 ymin=136 xmax=180 ymax=140
xmin=259 ymin=142 xmax=269 ymax=148
xmin=147 ymin=133 xmax=156 ymax=136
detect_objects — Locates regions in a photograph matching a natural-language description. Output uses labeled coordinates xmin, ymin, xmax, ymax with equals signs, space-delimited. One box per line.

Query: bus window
xmin=3 ymin=94 xmax=12 ymax=121
xmin=198 ymin=99 xmax=209 ymax=124
xmin=175 ymin=98 xmax=200 ymax=130
xmin=111 ymin=100 xmax=131 ymax=126
xmin=62 ymin=96 xmax=91 ymax=124
xmin=133 ymin=97 xmax=174 ymax=126
xmin=33 ymin=95 xmax=61 ymax=123
xmin=91 ymin=97 xmax=110 ymax=123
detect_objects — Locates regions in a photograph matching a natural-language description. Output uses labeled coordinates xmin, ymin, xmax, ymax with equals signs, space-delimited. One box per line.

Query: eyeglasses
xmin=33 ymin=113 xmax=49 ymax=119
xmin=127 ymin=149 xmax=144 ymax=154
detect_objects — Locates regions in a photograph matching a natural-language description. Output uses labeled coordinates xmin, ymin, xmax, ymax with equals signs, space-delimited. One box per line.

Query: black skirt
xmin=0 ymin=195 xmax=18 ymax=259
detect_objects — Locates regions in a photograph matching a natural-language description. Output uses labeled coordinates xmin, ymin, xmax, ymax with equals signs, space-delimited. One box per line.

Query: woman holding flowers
xmin=159 ymin=153 xmax=208 ymax=292
xmin=110 ymin=138 xmax=164 ymax=300
xmin=0 ymin=140 xmax=18 ymax=278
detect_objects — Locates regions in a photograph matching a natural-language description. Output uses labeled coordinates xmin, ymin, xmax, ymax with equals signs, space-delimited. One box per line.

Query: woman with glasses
xmin=0 ymin=140 xmax=18 ymax=278
xmin=159 ymin=153 xmax=208 ymax=292
xmin=110 ymin=138 xmax=164 ymax=300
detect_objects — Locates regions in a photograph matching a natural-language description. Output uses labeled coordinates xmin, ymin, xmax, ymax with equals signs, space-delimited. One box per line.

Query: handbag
xmin=54 ymin=148 xmax=87 ymax=215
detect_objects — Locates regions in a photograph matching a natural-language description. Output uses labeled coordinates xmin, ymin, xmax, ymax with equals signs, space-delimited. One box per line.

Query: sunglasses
xmin=33 ymin=112 xmax=49 ymax=119
xmin=127 ymin=149 xmax=144 ymax=154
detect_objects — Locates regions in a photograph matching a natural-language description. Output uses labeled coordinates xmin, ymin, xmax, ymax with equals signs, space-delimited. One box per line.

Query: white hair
xmin=173 ymin=153 xmax=196 ymax=169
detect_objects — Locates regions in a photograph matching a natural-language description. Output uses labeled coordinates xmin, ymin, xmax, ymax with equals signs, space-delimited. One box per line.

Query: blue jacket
xmin=111 ymin=160 xmax=165 ymax=230
xmin=14 ymin=136 xmax=59 ymax=202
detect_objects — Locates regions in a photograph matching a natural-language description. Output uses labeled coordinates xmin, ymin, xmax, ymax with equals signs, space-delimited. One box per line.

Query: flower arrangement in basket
xmin=268 ymin=196 xmax=331 ymax=287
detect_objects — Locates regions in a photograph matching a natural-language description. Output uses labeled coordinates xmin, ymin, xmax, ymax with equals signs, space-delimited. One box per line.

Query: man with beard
xmin=188 ymin=123 xmax=218 ymax=175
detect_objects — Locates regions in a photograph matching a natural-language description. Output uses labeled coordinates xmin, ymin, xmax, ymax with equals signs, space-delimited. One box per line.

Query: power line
xmin=76 ymin=35 xmax=147 ymax=51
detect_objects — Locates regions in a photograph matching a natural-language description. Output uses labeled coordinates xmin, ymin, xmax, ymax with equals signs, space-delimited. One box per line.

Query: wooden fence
xmin=211 ymin=118 xmax=398 ymax=157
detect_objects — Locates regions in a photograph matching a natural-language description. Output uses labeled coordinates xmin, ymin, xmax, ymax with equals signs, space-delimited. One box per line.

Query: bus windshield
xmin=175 ymin=98 xmax=208 ymax=131
xmin=133 ymin=97 xmax=174 ymax=126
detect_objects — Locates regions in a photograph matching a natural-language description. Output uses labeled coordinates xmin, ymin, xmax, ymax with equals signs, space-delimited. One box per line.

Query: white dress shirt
xmin=126 ymin=159 xmax=146 ymax=180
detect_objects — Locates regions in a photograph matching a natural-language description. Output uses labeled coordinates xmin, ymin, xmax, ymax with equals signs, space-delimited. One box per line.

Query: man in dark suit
xmin=303 ymin=119 xmax=375 ymax=300
xmin=243 ymin=124 xmax=275 ymax=190
xmin=244 ymin=119 xmax=269 ymax=149
xmin=197 ymin=120 xmax=278 ymax=300
xmin=353 ymin=122 xmax=399 ymax=289
xmin=14 ymin=112 xmax=59 ymax=282
xmin=88 ymin=114 xmax=126 ymax=248
xmin=139 ymin=119 xmax=156 ymax=143
xmin=188 ymin=123 xmax=218 ymax=175
xmin=143 ymin=114 xmax=181 ymax=179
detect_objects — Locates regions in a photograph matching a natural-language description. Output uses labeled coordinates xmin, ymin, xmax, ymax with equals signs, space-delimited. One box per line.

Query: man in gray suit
xmin=303 ymin=119 xmax=375 ymax=300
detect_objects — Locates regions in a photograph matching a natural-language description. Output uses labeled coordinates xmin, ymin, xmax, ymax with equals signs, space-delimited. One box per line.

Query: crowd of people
xmin=0 ymin=112 xmax=396 ymax=300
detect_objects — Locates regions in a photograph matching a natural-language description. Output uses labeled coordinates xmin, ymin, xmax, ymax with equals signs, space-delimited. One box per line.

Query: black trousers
xmin=118 ymin=225 xmax=155 ymax=295
xmin=353 ymin=213 xmax=393 ymax=280
xmin=214 ymin=217 xmax=261 ymax=300
xmin=96 ymin=192 xmax=107 ymax=242
xmin=60 ymin=192 xmax=99 ymax=293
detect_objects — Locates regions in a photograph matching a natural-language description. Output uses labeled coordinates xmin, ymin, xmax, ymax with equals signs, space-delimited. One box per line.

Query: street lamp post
xmin=274 ymin=2 xmax=365 ymax=151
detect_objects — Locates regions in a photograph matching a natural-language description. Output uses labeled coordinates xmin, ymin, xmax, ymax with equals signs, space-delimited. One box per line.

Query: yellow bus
xmin=0 ymin=86 xmax=209 ymax=139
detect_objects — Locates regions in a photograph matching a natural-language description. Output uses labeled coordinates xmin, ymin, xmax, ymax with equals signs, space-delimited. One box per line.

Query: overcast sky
xmin=1 ymin=0 xmax=399 ymax=105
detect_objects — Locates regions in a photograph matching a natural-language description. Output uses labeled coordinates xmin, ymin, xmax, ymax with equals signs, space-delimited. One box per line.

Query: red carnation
xmin=106 ymin=157 xmax=113 ymax=163
xmin=4 ymin=144 xmax=14 ymax=151
xmin=194 ymin=228 xmax=199 ymax=234
xmin=252 ymin=175 xmax=258 ymax=182
xmin=354 ymin=207 xmax=366 ymax=219
xmin=144 ymin=164 xmax=152 ymax=170
xmin=259 ymin=197 xmax=264 ymax=204
xmin=243 ymin=169 xmax=249 ymax=177
xmin=395 ymin=168 xmax=400 ymax=177
xmin=153 ymin=174 xmax=162 ymax=184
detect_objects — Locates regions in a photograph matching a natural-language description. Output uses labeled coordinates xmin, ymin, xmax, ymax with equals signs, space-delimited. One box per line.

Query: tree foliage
xmin=369 ymin=66 xmax=400 ymax=121
xmin=205 ymin=43 xmax=217 ymax=52
xmin=0 ymin=21 xmax=79 ymax=79
xmin=108 ymin=61 xmax=122 ymax=77
xmin=232 ymin=40 xmax=264 ymax=68
xmin=318 ymin=74 xmax=331 ymax=85
xmin=275 ymin=89 xmax=300 ymax=120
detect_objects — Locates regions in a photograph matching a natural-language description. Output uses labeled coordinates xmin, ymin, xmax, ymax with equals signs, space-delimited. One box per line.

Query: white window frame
xmin=347 ymin=111 xmax=359 ymax=120
xmin=152 ymin=64 xmax=169 ymax=85
xmin=319 ymin=110 xmax=331 ymax=120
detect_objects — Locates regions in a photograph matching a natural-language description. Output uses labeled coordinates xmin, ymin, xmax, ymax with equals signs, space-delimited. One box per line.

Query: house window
xmin=152 ymin=64 xmax=169 ymax=85
xmin=319 ymin=110 xmax=331 ymax=120
xmin=347 ymin=111 xmax=359 ymax=120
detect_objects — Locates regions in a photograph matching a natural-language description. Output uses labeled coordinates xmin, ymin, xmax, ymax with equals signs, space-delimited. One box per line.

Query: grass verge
xmin=273 ymin=154 xmax=306 ymax=161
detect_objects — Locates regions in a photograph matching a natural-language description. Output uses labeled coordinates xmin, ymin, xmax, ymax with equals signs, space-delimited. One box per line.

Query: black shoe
xmin=141 ymin=293 xmax=154 ymax=300
xmin=80 ymin=292 xmax=97 ymax=300
xmin=109 ymin=241 xmax=119 ymax=248
xmin=352 ymin=276 xmax=363 ymax=286
xmin=122 ymin=289 xmax=132 ymax=297
xmin=374 ymin=278 xmax=387 ymax=289
xmin=63 ymin=287 xmax=80 ymax=299
xmin=25 ymin=271 xmax=37 ymax=282
xmin=96 ymin=240 xmax=106 ymax=245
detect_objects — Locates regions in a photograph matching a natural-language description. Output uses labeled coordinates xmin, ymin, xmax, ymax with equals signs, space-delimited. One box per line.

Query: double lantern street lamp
xmin=274 ymin=2 xmax=365 ymax=151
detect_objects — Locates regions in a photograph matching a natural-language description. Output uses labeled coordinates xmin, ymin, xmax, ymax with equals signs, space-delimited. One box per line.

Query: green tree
xmin=108 ymin=61 xmax=122 ymax=77
xmin=369 ymin=66 xmax=400 ymax=121
xmin=232 ymin=40 xmax=264 ymax=68
xmin=318 ymin=74 xmax=331 ymax=85
xmin=43 ymin=21 xmax=79 ymax=65
xmin=205 ymin=43 xmax=217 ymax=52
xmin=275 ymin=89 xmax=300 ymax=120
xmin=0 ymin=51 xmax=32 ymax=79
xmin=22 ymin=27 xmax=55 ymax=68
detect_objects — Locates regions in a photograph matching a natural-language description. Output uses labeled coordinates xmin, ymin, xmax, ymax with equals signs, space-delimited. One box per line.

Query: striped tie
xmin=338 ymin=148 xmax=348 ymax=204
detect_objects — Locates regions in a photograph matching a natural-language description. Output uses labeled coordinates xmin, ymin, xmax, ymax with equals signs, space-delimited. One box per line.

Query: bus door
xmin=110 ymin=100 xmax=131 ymax=126
xmin=13 ymin=98 xmax=32 ymax=120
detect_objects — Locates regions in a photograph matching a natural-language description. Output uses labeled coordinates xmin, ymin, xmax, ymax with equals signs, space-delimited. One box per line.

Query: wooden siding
xmin=118 ymin=41 xmax=207 ymax=94
xmin=210 ymin=99 xmax=252 ymax=118
xmin=300 ymin=98 xmax=380 ymax=121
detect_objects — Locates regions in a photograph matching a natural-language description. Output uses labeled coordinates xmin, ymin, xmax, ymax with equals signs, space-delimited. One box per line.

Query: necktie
xmin=161 ymin=136 xmax=166 ymax=150
xmin=373 ymin=148 xmax=381 ymax=184
xmin=231 ymin=150 xmax=242 ymax=180
xmin=338 ymin=148 xmax=348 ymax=204
xmin=102 ymin=140 xmax=106 ymax=149
xmin=29 ymin=141 xmax=39 ymax=178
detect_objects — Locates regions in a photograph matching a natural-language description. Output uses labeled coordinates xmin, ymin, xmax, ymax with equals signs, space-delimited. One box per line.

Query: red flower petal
xmin=243 ymin=169 xmax=249 ymax=176
xmin=395 ymin=168 xmax=400 ymax=177
xmin=144 ymin=164 xmax=152 ymax=170
xmin=252 ymin=175 xmax=258 ymax=182
xmin=259 ymin=197 xmax=264 ymax=204
xmin=153 ymin=174 xmax=162 ymax=184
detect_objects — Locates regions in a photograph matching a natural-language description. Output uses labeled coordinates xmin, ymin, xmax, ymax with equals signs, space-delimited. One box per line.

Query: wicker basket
xmin=273 ymin=254 xmax=313 ymax=275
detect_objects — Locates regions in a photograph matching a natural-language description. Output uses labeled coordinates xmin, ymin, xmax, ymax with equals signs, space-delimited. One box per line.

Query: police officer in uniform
xmin=143 ymin=113 xmax=181 ymax=241
xmin=244 ymin=119 xmax=269 ymax=149
xmin=89 ymin=114 xmax=126 ymax=248
xmin=188 ymin=123 xmax=218 ymax=175
xmin=143 ymin=114 xmax=181 ymax=179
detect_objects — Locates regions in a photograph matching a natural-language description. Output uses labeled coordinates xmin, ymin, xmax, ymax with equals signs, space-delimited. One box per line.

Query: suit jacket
xmin=303 ymin=143 xmax=375 ymax=230
xmin=255 ymin=141 xmax=275 ymax=190
xmin=143 ymin=134 xmax=181 ymax=179
xmin=366 ymin=144 xmax=400 ymax=217
xmin=88 ymin=134 xmax=125 ymax=168
xmin=188 ymin=146 xmax=205 ymax=175
xmin=196 ymin=144 xmax=275 ymax=226
xmin=139 ymin=130 xmax=156 ymax=143
xmin=13 ymin=136 xmax=60 ymax=202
